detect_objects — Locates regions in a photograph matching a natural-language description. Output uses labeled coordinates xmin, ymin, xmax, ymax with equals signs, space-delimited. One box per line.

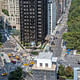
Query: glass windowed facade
xmin=19 ymin=0 xmax=48 ymax=44
xmin=48 ymin=0 xmax=56 ymax=35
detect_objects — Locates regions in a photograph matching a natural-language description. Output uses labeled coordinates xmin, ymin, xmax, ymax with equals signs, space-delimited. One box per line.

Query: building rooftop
xmin=32 ymin=64 xmax=56 ymax=71
xmin=52 ymin=57 xmax=57 ymax=62
xmin=37 ymin=52 xmax=53 ymax=59
xmin=74 ymin=67 xmax=80 ymax=80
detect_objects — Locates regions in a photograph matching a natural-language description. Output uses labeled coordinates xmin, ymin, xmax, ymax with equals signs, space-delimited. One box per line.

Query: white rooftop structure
xmin=33 ymin=51 xmax=58 ymax=70
xmin=37 ymin=52 xmax=53 ymax=59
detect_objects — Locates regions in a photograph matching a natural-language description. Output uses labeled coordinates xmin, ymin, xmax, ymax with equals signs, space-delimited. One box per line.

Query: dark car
xmin=56 ymin=31 xmax=59 ymax=34
xmin=11 ymin=60 xmax=16 ymax=64
xmin=29 ymin=64 xmax=33 ymax=67
xmin=78 ymin=61 xmax=80 ymax=64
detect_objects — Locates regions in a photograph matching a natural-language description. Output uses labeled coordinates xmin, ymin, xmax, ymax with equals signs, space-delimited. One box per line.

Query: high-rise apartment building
xmin=2 ymin=0 xmax=8 ymax=10
xmin=0 ymin=0 xmax=4 ymax=29
xmin=0 ymin=0 xmax=3 ymax=15
xmin=1 ymin=0 xmax=20 ymax=30
xmin=32 ymin=52 xmax=57 ymax=80
xmin=7 ymin=0 xmax=20 ymax=30
xmin=19 ymin=0 xmax=48 ymax=44
xmin=48 ymin=0 xmax=56 ymax=35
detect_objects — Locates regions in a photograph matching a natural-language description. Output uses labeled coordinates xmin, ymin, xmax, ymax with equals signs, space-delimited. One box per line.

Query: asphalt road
xmin=0 ymin=67 xmax=8 ymax=80
xmin=52 ymin=0 xmax=71 ymax=58
xmin=52 ymin=16 xmax=67 ymax=57
xmin=0 ymin=30 xmax=32 ymax=80
xmin=58 ymin=55 xmax=80 ymax=68
xmin=57 ymin=0 xmax=80 ymax=68
xmin=53 ymin=38 xmax=62 ymax=57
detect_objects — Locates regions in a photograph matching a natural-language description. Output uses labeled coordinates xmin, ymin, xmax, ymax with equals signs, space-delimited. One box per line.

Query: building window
xmin=40 ymin=63 xmax=42 ymax=67
xmin=38 ymin=1 xmax=41 ymax=3
xmin=45 ymin=63 xmax=48 ymax=67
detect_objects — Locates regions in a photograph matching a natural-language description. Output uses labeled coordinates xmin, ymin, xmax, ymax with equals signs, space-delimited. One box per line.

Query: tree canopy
xmin=63 ymin=32 xmax=80 ymax=50
xmin=2 ymin=9 xmax=9 ymax=16
xmin=8 ymin=67 xmax=23 ymax=80
xmin=58 ymin=65 xmax=73 ymax=79
xmin=63 ymin=0 xmax=80 ymax=50
xmin=58 ymin=64 xmax=65 ymax=76
xmin=65 ymin=66 xmax=73 ymax=78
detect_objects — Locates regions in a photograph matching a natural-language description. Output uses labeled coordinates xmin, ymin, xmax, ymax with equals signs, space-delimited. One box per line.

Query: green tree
xmin=2 ymin=9 xmax=9 ymax=16
xmin=58 ymin=64 xmax=65 ymax=76
xmin=63 ymin=0 xmax=80 ymax=51
xmin=8 ymin=67 xmax=23 ymax=80
xmin=65 ymin=66 xmax=73 ymax=78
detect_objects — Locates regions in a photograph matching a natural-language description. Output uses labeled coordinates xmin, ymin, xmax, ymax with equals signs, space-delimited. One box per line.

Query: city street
xmin=55 ymin=0 xmax=80 ymax=68
xmin=58 ymin=55 xmax=80 ymax=68
xmin=0 ymin=67 xmax=8 ymax=80
xmin=0 ymin=0 xmax=74 ymax=80
xmin=51 ymin=10 xmax=69 ymax=57
xmin=53 ymin=38 xmax=62 ymax=57
xmin=0 ymin=30 xmax=33 ymax=80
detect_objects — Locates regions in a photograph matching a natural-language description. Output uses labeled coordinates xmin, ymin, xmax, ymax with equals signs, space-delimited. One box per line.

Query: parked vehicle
xmin=11 ymin=60 xmax=16 ymax=64
xmin=29 ymin=64 xmax=33 ymax=67
xmin=24 ymin=64 xmax=29 ymax=66
xmin=1 ymin=73 xmax=8 ymax=76
xmin=30 ymin=61 xmax=34 ymax=64
xmin=78 ymin=61 xmax=80 ymax=64
xmin=56 ymin=31 xmax=59 ymax=34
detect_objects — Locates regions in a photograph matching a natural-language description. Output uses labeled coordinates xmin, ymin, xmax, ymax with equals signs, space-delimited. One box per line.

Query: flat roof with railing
xmin=32 ymin=64 xmax=56 ymax=71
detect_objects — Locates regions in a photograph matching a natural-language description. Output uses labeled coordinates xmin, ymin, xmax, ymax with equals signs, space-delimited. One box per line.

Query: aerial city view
xmin=0 ymin=0 xmax=80 ymax=80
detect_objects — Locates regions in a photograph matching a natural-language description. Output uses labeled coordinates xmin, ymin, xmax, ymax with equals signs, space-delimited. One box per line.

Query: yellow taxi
xmin=23 ymin=64 xmax=29 ymax=66
xmin=1 ymin=73 xmax=8 ymax=76
xmin=16 ymin=56 xmax=20 ymax=60
xmin=30 ymin=61 xmax=34 ymax=64
xmin=8 ymin=53 xmax=12 ymax=57
xmin=16 ymin=56 xmax=19 ymax=59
